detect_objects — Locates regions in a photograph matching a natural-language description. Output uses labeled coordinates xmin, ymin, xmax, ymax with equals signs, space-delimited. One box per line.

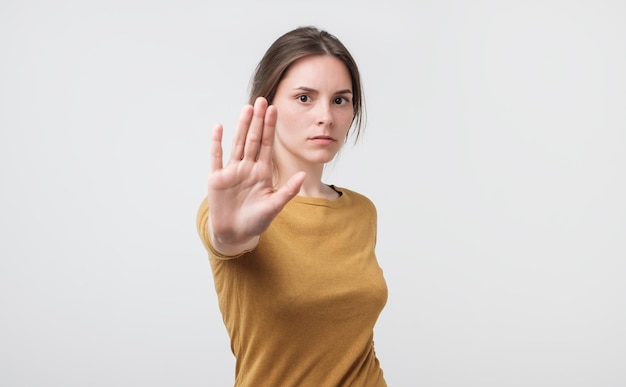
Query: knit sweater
xmin=196 ymin=187 xmax=388 ymax=386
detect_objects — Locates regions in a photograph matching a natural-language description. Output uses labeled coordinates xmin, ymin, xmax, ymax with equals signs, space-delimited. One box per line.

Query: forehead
xmin=280 ymin=55 xmax=352 ymax=89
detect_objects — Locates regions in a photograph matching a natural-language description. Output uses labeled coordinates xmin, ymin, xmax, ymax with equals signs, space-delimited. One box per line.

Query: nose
xmin=316 ymin=102 xmax=333 ymax=126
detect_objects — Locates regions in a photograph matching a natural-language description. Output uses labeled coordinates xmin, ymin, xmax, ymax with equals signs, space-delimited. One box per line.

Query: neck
xmin=273 ymin=157 xmax=338 ymax=200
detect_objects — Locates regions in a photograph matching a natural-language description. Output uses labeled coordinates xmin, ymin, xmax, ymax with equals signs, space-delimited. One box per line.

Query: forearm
xmin=208 ymin=215 xmax=260 ymax=257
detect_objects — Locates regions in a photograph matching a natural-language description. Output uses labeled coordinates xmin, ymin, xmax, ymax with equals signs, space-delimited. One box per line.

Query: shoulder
xmin=335 ymin=186 xmax=377 ymax=212
xmin=335 ymin=186 xmax=373 ymax=203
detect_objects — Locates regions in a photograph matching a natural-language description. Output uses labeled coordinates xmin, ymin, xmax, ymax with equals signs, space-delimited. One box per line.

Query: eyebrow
xmin=293 ymin=86 xmax=353 ymax=94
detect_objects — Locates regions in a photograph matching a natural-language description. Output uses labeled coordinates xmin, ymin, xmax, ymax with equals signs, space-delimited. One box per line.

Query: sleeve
xmin=196 ymin=197 xmax=248 ymax=260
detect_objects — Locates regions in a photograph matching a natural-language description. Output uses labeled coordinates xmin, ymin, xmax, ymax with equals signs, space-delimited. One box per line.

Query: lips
xmin=310 ymin=135 xmax=335 ymax=141
xmin=309 ymin=135 xmax=336 ymax=145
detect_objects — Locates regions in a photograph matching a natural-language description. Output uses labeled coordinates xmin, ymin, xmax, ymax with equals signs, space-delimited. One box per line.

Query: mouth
xmin=310 ymin=135 xmax=336 ymax=141
xmin=309 ymin=135 xmax=336 ymax=145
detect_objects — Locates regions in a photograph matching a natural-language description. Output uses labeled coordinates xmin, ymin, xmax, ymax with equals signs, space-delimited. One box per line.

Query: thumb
xmin=268 ymin=171 xmax=306 ymax=210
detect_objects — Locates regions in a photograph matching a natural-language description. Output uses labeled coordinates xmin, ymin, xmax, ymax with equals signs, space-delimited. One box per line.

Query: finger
xmin=242 ymin=97 xmax=268 ymax=160
xmin=257 ymin=104 xmax=277 ymax=164
xmin=210 ymin=124 xmax=224 ymax=173
xmin=267 ymin=171 xmax=306 ymax=213
xmin=230 ymin=104 xmax=254 ymax=163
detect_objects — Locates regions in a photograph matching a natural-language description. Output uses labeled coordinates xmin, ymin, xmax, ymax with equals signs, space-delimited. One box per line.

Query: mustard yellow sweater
xmin=196 ymin=187 xmax=388 ymax=386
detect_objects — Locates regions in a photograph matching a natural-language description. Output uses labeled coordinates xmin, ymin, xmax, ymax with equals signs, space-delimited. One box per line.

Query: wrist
xmin=208 ymin=217 xmax=259 ymax=256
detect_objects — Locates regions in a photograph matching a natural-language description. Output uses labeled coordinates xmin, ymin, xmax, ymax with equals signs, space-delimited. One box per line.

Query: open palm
xmin=207 ymin=97 xmax=305 ymax=254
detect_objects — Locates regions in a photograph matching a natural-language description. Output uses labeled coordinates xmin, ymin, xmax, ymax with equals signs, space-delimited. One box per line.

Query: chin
xmin=307 ymin=152 xmax=339 ymax=165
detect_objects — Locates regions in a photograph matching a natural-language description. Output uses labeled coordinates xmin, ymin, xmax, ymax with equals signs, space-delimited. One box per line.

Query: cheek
xmin=275 ymin=104 xmax=299 ymax=124
xmin=276 ymin=116 xmax=293 ymax=133
xmin=278 ymin=111 xmax=312 ymax=133
xmin=338 ymin=110 xmax=354 ymax=129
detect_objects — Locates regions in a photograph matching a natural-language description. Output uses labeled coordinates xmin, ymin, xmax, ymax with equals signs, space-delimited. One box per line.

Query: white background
xmin=1 ymin=1 xmax=625 ymax=386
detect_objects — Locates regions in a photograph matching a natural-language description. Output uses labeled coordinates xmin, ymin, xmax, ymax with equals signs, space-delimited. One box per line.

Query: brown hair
xmin=249 ymin=26 xmax=366 ymax=141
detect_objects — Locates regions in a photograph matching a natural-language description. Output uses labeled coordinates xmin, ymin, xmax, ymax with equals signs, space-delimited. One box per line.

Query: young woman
xmin=197 ymin=26 xmax=388 ymax=386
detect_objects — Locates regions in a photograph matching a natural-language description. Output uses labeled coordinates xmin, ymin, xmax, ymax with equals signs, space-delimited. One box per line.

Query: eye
xmin=334 ymin=97 xmax=349 ymax=105
xmin=298 ymin=95 xmax=311 ymax=103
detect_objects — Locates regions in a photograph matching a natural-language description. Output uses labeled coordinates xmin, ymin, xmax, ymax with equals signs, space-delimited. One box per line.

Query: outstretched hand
xmin=207 ymin=97 xmax=305 ymax=255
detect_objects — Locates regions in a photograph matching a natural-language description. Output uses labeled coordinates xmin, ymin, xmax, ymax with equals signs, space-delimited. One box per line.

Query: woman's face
xmin=271 ymin=55 xmax=354 ymax=166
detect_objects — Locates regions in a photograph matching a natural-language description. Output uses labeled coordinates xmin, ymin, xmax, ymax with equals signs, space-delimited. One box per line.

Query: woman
xmin=197 ymin=26 xmax=388 ymax=386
